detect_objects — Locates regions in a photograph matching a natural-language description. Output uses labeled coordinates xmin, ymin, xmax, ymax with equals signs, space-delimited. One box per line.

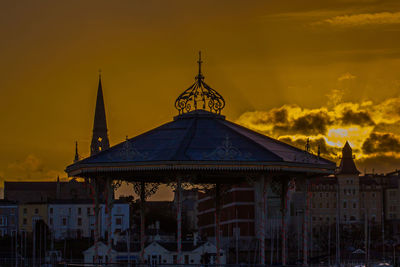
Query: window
xmin=326 ymin=193 xmax=329 ymax=197
xmin=23 ymin=218 xmax=27 ymax=225
xmin=312 ymin=217 xmax=316 ymax=221
xmin=185 ymin=255 xmax=189 ymax=264
xmin=63 ymin=218 xmax=66 ymax=226
xmin=78 ymin=208 xmax=81 ymax=215
xmin=10 ymin=217 xmax=15 ymax=225
xmin=353 ymin=203 xmax=357 ymax=209
xmin=173 ymin=255 xmax=177 ymax=264
xmin=116 ymin=218 xmax=122 ymax=225
xmin=50 ymin=218 xmax=53 ymax=225
xmin=34 ymin=208 xmax=38 ymax=214
xmin=23 ymin=208 xmax=27 ymax=214
xmin=319 ymin=203 xmax=323 ymax=208
xmin=87 ymin=208 xmax=91 ymax=216
xmin=344 ymin=215 xmax=347 ymax=221
xmin=334 ymin=202 xmax=337 ymax=208
xmin=320 ymin=193 xmax=323 ymax=198
xmin=78 ymin=218 xmax=82 ymax=226
xmin=11 ymin=208 xmax=15 ymax=215
xmin=343 ymin=201 xmax=347 ymax=208
xmin=327 ymin=203 xmax=329 ymax=208
xmin=50 ymin=208 xmax=53 ymax=214
xmin=372 ymin=193 xmax=376 ymax=198
xmin=344 ymin=189 xmax=347 ymax=194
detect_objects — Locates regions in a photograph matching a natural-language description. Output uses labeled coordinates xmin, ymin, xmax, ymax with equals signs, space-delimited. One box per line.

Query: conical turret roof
xmin=337 ymin=141 xmax=360 ymax=175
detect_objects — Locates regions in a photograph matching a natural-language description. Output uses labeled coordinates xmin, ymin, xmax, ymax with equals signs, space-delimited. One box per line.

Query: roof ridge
xmin=171 ymin=118 xmax=197 ymax=160
xmin=219 ymin=119 xmax=334 ymax=165
xmin=215 ymin=119 xmax=283 ymax=161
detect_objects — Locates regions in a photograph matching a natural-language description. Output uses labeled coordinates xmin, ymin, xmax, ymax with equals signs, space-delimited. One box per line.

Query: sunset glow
xmin=0 ymin=0 xmax=399 ymax=198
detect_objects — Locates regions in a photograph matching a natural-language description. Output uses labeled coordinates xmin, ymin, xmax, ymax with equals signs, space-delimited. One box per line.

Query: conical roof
xmin=67 ymin=110 xmax=335 ymax=177
xmin=337 ymin=141 xmax=360 ymax=175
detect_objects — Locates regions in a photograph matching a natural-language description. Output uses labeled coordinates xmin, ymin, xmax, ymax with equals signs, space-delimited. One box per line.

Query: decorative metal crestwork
xmin=203 ymin=135 xmax=252 ymax=160
xmin=108 ymin=138 xmax=148 ymax=161
xmin=175 ymin=51 xmax=225 ymax=115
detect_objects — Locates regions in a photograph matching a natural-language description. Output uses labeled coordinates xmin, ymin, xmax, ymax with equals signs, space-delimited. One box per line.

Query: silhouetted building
xmin=4 ymin=177 xmax=89 ymax=203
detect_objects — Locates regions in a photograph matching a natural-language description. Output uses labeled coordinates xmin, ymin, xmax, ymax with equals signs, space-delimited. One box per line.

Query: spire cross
xmin=197 ymin=51 xmax=202 ymax=74
xmin=196 ymin=51 xmax=204 ymax=80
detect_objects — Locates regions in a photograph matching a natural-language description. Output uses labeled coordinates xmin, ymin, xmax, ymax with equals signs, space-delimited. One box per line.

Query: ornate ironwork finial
xmin=197 ymin=51 xmax=203 ymax=80
xmin=175 ymin=52 xmax=225 ymax=115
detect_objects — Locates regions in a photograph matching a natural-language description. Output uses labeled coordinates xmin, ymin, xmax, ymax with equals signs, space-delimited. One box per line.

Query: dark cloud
xmin=278 ymin=136 xmax=340 ymax=160
xmin=362 ymin=132 xmax=400 ymax=154
xmin=356 ymin=155 xmax=400 ymax=174
xmin=373 ymin=121 xmax=400 ymax=135
xmin=249 ymin=107 xmax=289 ymax=126
xmin=340 ymin=109 xmax=375 ymax=126
xmin=275 ymin=111 xmax=333 ymax=136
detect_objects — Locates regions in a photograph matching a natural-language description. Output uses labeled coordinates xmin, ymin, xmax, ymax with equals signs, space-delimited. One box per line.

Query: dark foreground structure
xmin=66 ymin=52 xmax=335 ymax=265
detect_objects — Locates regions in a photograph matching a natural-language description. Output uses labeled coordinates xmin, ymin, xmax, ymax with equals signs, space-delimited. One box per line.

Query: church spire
xmin=90 ymin=72 xmax=110 ymax=156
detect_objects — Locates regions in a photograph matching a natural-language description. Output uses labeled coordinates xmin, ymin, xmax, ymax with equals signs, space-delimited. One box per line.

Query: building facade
xmin=0 ymin=200 xmax=18 ymax=236
xmin=18 ymin=203 xmax=48 ymax=233
xmin=48 ymin=200 xmax=129 ymax=240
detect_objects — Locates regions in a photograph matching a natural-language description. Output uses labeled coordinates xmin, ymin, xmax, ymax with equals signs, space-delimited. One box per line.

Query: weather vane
xmin=175 ymin=51 xmax=225 ymax=115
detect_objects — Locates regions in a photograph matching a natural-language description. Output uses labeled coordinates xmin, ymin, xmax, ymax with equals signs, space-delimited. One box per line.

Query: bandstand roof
xmin=66 ymin=53 xmax=335 ymax=181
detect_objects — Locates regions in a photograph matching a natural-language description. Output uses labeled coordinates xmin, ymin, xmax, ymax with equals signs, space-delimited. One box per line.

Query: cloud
xmin=326 ymin=89 xmax=345 ymax=107
xmin=356 ymin=154 xmax=400 ymax=174
xmin=278 ymin=136 xmax=341 ymax=160
xmin=361 ymin=132 xmax=400 ymax=154
xmin=340 ymin=109 xmax=375 ymax=126
xmin=276 ymin=110 xmax=333 ymax=136
xmin=338 ymin=72 xmax=356 ymax=81
xmin=8 ymin=154 xmax=44 ymax=173
xmin=236 ymin=96 xmax=400 ymax=173
xmin=321 ymin=12 xmax=400 ymax=27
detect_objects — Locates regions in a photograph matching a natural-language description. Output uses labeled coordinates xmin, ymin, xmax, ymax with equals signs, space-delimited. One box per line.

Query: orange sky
xmin=1 ymin=0 xmax=400 ymax=199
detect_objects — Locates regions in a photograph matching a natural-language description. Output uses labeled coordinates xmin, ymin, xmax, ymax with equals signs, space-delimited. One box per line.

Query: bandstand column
xmin=140 ymin=181 xmax=146 ymax=263
xmin=304 ymin=179 xmax=311 ymax=266
xmin=258 ymin=175 xmax=269 ymax=266
xmin=91 ymin=178 xmax=100 ymax=265
xmin=105 ymin=177 xmax=114 ymax=264
xmin=176 ymin=178 xmax=182 ymax=264
xmin=215 ymin=183 xmax=221 ymax=265
xmin=281 ymin=178 xmax=289 ymax=266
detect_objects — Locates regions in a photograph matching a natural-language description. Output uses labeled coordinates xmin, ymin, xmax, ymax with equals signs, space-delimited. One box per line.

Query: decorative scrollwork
xmin=203 ymin=135 xmax=252 ymax=160
xmin=175 ymin=51 xmax=225 ymax=115
xmin=132 ymin=182 xmax=160 ymax=199
xmin=109 ymin=139 xmax=148 ymax=161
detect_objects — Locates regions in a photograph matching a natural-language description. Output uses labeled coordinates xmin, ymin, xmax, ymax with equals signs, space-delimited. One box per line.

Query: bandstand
xmin=66 ymin=52 xmax=335 ymax=266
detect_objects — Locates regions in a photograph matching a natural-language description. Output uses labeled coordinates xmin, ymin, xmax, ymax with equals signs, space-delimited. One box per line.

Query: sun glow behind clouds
xmin=236 ymin=96 xmax=400 ymax=172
